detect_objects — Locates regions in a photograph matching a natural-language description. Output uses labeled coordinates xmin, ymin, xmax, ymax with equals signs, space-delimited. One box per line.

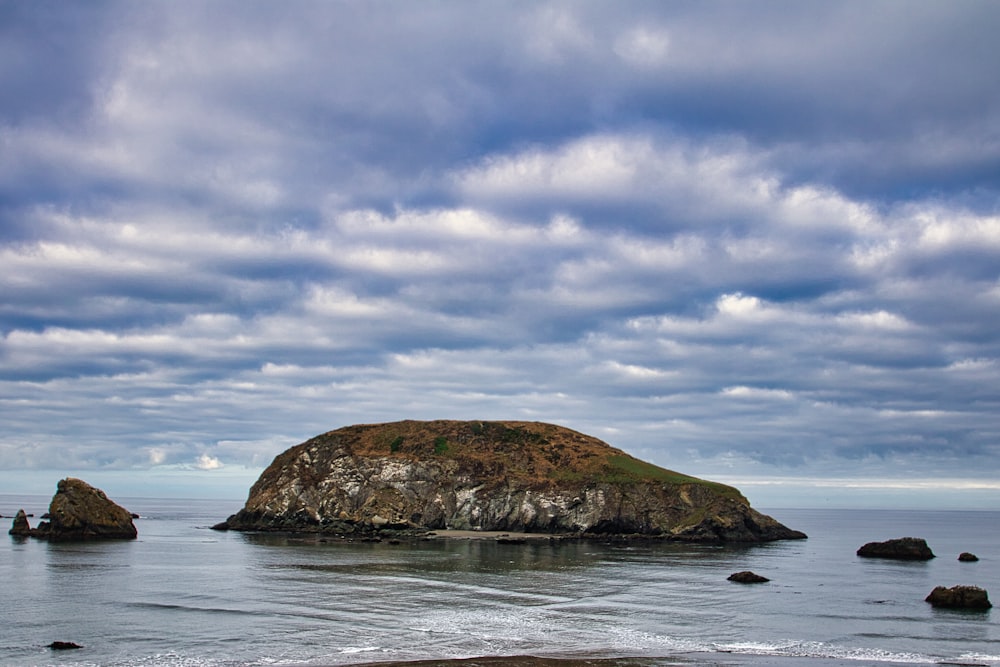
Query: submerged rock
xmin=8 ymin=509 xmax=31 ymax=536
xmin=925 ymin=585 xmax=992 ymax=610
xmin=49 ymin=642 xmax=83 ymax=650
xmin=728 ymin=571 xmax=770 ymax=583
xmin=857 ymin=537 xmax=934 ymax=561
xmin=25 ymin=478 xmax=137 ymax=541
xmin=216 ymin=420 xmax=806 ymax=543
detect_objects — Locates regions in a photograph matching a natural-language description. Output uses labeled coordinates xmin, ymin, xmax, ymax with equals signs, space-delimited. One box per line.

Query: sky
xmin=2 ymin=1 xmax=999 ymax=510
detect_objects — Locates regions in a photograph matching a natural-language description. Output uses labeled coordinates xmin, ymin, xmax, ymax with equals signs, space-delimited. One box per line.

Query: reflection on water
xmin=244 ymin=532 xmax=610 ymax=573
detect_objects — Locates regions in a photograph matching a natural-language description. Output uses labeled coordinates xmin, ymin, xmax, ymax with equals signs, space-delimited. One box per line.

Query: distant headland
xmin=214 ymin=419 xmax=807 ymax=543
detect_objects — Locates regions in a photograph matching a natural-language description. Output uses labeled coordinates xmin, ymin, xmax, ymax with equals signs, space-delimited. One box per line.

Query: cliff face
xmin=219 ymin=420 xmax=805 ymax=543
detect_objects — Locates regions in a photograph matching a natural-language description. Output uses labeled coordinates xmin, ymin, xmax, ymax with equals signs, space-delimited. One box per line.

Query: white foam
xmin=713 ymin=640 xmax=938 ymax=664
xmin=337 ymin=646 xmax=380 ymax=655
xmin=957 ymin=653 xmax=1000 ymax=665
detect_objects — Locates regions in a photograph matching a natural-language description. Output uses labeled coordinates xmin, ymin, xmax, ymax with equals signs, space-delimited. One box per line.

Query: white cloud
xmin=455 ymin=135 xmax=648 ymax=200
xmin=194 ymin=453 xmax=223 ymax=470
xmin=721 ymin=386 xmax=794 ymax=401
xmin=837 ymin=310 xmax=912 ymax=331
xmin=335 ymin=207 xmax=539 ymax=245
xmin=715 ymin=293 xmax=763 ymax=318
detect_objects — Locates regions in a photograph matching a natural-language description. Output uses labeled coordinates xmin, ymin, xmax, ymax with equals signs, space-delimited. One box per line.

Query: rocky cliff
xmin=217 ymin=420 xmax=805 ymax=543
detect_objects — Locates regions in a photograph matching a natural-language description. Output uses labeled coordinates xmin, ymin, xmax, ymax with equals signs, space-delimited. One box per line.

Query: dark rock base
xmin=926 ymin=585 xmax=991 ymax=610
xmin=857 ymin=537 xmax=935 ymax=560
xmin=728 ymin=571 xmax=770 ymax=583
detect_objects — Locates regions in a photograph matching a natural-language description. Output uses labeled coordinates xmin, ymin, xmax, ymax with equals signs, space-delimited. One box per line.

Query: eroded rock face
xmin=857 ymin=537 xmax=935 ymax=561
xmin=19 ymin=478 xmax=137 ymax=541
xmin=218 ymin=420 xmax=806 ymax=543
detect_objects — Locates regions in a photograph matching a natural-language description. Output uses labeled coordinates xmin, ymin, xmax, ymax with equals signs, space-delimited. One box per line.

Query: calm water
xmin=1 ymin=496 xmax=998 ymax=667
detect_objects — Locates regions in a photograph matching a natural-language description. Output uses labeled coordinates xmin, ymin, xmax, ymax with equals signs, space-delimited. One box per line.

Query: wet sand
xmin=303 ymin=653 xmax=945 ymax=667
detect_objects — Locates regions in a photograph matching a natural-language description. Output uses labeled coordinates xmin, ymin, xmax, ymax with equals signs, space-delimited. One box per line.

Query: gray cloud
xmin=1 ymin=2 xmax=998 ymax=506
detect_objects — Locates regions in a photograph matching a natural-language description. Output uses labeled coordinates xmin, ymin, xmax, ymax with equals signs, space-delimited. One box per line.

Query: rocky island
xmin=9 ymin=477 xmax=137 ymax=541
xmin=215 ymin=420 xmax=805 ymax=543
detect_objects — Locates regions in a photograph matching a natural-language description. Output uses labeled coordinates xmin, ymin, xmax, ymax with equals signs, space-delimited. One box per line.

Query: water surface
xmin=1 ymin=498 xmax=997 ymax=666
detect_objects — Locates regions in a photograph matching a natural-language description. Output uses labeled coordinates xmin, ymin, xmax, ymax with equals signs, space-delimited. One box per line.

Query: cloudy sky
xmin=2 ymin=1 xmax=999 ymax=508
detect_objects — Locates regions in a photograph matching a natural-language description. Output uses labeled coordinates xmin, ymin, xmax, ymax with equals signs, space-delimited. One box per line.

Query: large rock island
xmin=216 ymin=420 xmax=805 ymax=543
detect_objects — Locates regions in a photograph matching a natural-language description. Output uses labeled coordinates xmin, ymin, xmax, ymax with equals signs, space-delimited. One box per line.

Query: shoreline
xmin=424 ymin=529 xmax=566 ymax=542
xmin=224 ymin=526 xmax=800 ymax=545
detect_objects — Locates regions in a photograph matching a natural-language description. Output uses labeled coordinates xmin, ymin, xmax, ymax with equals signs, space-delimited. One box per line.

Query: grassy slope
xmin=307 ymin=419 xmax=741 ymax=498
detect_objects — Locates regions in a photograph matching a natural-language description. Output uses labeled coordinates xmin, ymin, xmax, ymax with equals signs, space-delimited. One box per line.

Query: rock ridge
xmin=217 ymin=420 xmax=805 ymax=543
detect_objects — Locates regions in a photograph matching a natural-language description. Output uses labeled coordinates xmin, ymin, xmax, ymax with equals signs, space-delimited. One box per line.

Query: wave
xmin=125 ymin=600 xmax=270 ymax=618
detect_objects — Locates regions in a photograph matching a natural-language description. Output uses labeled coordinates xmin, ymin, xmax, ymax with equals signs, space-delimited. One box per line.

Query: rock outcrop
xmin=857 ymin=537 xmax=935 ymax=561
xmin=216 ymin=420 xmax=806 ymax=543
xmin=728 ymin=571 xmax=770 ymax=583
xmin=925 ymin=585 xmax=992 ymax=610
xmin=958 ymin=552 xmax=979 ymax=562
xmin=49 ymin=642 xmax=83 ymax=651
xmin=10 ymin=478 xmax=137 ymax=541
xmin=8 ymin=509 xmax=31 ymax=536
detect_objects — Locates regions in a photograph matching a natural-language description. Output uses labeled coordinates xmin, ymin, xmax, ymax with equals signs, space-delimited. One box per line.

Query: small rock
xmin=857 ymin=537 xmax=935 ymax=560
xmin=925 ymin=585 xmax=991 ymax=610
xmin=8 ymin=509 xmax=31 ymax=536
xmin=958 ymin=552 xmax=979 ymax=562
xmin=49 ymin=641 xmax=83 ymax=650
xmin=728 ymin=571 xmax=770 ymax=583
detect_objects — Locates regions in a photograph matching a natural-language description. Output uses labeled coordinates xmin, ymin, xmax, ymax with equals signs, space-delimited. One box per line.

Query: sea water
xmin=1 ymin=497 xmax=998 ymax=667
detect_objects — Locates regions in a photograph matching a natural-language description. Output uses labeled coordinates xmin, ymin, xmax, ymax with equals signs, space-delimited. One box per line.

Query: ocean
xmin=0 ymin=496 xmax=997 ymax=667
